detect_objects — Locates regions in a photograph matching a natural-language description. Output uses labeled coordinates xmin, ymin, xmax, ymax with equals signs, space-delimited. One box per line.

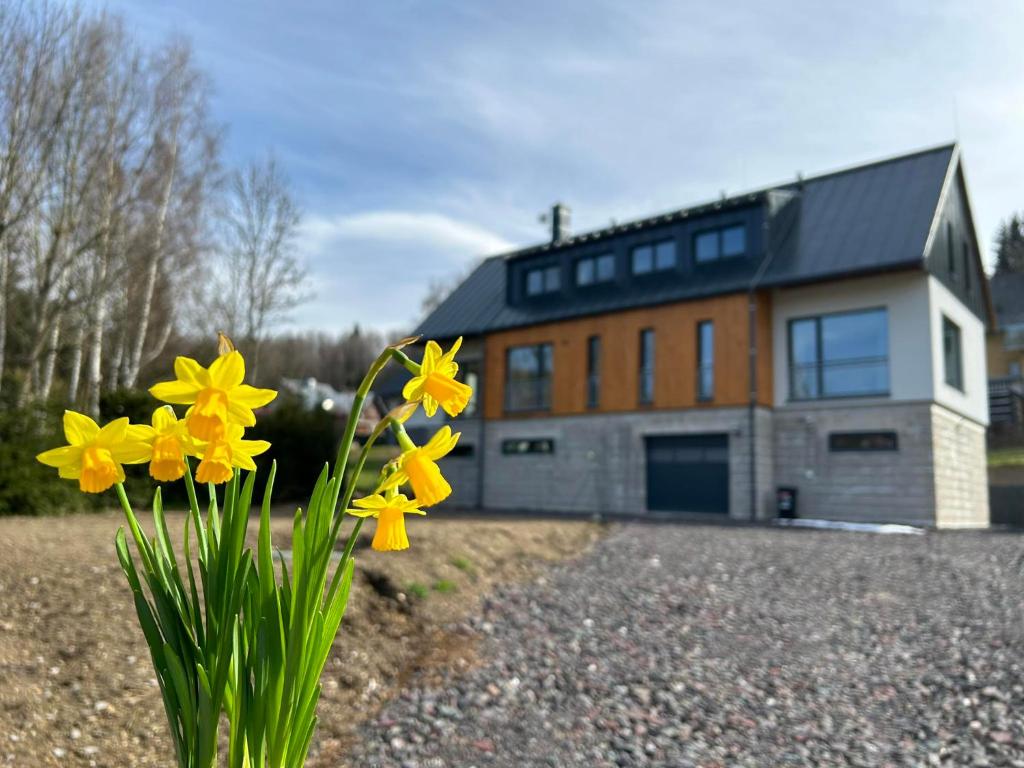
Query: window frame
xmin=586 ymin=335 xmax=601 ymax=409
xmin=630 ymin=238 xmax=677 ymax=275
xmin=524 ymin=264 xmax=561 ymax=297
xmin=504 ymin=343 xmax=554 ymax=412
xmin=638 ymin=328 xmax=655 ymax=405
xmin=697 ymin=320 xmax=714 ymax=401
xmin=693 ymin=223 xmax=747 ymax=263
xmin=575 ymin=252 xmax=616 ymax=287
xmin=787 ymin=306 xmax=890 ymax=401
xmin=942 ymin=315 xmax=964 ymax=392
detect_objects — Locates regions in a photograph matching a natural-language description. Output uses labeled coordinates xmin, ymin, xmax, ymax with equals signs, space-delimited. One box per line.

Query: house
xmin=410 ymin=144 xmax=993 ymax=528
xmin=986 ymin=272 xmax=1024 ymax=427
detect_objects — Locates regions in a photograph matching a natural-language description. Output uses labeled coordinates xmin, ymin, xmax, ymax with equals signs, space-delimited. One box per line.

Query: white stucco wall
xmin=771 ymin=270 xmax=988 ymax=426
xmin=927 ymin=275 xmax=989 ymax=425
xmin=771 ymin=271 xmax=933 ymax=407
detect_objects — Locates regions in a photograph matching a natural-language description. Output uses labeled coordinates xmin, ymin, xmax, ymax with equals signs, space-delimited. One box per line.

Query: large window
xmin=576 ymin=253 xmax=615 ymax=286
xmin=694 ymin=224 xmax=746 ymax=263
xmin=586 ymin=335 xmax=601 ymax=408
xmin=697 ymin=320 xmax=714 ymax=400
xmin=789 ymin=308 xmax=889 ymax=400
xmin=631 ymin=240 xmax=676 ymax=275
xmin=505 ymin=343 xmax=553 ymax=411
xmin=639 ymin=329 xmax=655 ymax=404
xmin=943 ymin=315 xmax=963 ymax=391
xmin=525 ymin=265 xmax=560 ymax=296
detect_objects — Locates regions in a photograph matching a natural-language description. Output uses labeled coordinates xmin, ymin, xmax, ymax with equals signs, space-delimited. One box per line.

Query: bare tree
xmin=210 ymin=154 xmax=307 ymax=380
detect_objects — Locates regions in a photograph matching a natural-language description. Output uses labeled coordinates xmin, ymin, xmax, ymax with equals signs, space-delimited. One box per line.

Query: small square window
xmin=576 ymin=259 xmax=595 ymax=286
xmin=632 ymin=245 xmax=653 ymax=274
xmin=654 ymin=241 xmax=676 ymax=270
xmin=526 ymin=269 xmax=544 ymax=295
xmin=694 ymin=231 xmax=719 ymax=262
xmin=722 ymin=225 xmax=746 ymax=257
xmin=543 ymin=266 xmax=560 ymax=292
xmin=596 ymin=253 xmax=615 ymax=281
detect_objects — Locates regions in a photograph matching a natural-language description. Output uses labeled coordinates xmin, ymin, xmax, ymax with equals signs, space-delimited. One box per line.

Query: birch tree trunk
xmin=39 ymin=314 xmax=62 ymax=401
xmin=0 ymin=250 xmax=9 ymax=398
xmin=67 ymin=323 xmax=84 ymax=406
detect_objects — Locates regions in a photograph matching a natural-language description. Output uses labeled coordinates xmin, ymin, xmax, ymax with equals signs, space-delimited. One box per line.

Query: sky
xmin=86 ymin=0 xmax=1024 ymax=334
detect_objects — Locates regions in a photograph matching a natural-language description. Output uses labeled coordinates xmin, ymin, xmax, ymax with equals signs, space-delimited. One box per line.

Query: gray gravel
xmin=348 ymin=523 xmax=1024 ymax=767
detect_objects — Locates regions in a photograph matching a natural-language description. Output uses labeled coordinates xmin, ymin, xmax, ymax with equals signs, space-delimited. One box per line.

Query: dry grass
xmin=0 ymin=509 xmax=604 ymax=767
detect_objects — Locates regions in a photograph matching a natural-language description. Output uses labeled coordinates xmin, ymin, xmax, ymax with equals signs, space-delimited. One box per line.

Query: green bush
xmin=249 ymin=396 xmax=339 ymax=501
xmin=0 ymin=404 xmax=93 ymax=516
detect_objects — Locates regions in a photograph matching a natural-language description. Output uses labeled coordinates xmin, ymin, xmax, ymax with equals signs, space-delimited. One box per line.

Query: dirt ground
xmin=0 ymin=509 xmax=604 ymax=767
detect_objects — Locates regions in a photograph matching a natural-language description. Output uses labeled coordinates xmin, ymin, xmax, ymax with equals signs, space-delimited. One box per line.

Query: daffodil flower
xmin=379 ymin=425 xmax=460 ymax=506
xmin=194 ymin=422 xmax=271 ymax=485
xmin=149 ymin=351 xmax=276 ymax=441
xmin=36 ymin=411 xmax=151 ymax=494
xmin=346 ymin=487 xmax=426 ymax=551
xmin=402 ymin=337 xmax=473 ymax=418
xmin=139 ymin=405 xmax=199 ymax=483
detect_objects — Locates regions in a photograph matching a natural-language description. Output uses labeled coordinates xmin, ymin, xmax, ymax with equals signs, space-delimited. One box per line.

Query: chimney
xmin=551 ymin=202 xmax=571 ymax=243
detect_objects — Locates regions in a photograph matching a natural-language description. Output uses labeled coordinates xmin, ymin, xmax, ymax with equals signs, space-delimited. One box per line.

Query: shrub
xmin=0 ymin=404 xmax=92 ymax=516
xmin=249 ymin=396 xmax=338 ymax=501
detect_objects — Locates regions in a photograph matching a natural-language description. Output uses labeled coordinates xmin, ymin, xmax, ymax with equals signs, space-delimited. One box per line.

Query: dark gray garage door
xmin=645 ymin=434 xmax=729 ymax=514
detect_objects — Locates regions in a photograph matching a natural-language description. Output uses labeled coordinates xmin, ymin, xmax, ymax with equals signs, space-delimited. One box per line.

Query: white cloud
xmin=299 ymin=210 xmax=513 ymax=260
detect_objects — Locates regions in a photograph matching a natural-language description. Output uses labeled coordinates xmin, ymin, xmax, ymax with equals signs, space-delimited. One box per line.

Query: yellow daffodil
xmin=346 ymin=487 xmax=426 ymax=552
xmin=36 ymin=411 xmax=151 ymax=494
xmin=194 ymin=422 xmax=270 ymax=485
xmin=402 ymin=337 xmax=473 ymax=418
xmin=380 ymin=425 xmax=460 ymax=506
xmin=140 ymin=405 xmax=198 ymax=483
xmin=149 ymin=351 xmax=276 ymax=442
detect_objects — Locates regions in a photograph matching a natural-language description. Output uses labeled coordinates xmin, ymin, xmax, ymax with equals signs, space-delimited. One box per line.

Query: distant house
xmin=278 ymin=377 xmax=385 ymax=437
xmin=409 ymin=144 xmax=993 ymax=528
xmin=986 ymin=272 xmax=1024 ymax=426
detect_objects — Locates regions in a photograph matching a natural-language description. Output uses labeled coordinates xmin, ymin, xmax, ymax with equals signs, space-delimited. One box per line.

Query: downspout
xmin=747 ymin=200 xmax=778 ymax=521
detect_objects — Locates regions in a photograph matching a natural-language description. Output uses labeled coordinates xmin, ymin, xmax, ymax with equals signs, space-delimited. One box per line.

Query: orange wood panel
xmin=483 ymin=291 xmax=774 ymax=419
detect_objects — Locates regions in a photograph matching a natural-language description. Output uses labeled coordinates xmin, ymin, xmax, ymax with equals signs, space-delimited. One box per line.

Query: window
xmin=829 ymin=432 xmax=899 ymax=452
xmin=697 ymin=320 xmax=714 ymax=400
xmin=1010 ymin=361 xmax=1022 ymax=378
xmin=943 ymin=315 xmax=963 ymax=391
xmin=460 ymin=360 xmax=480 ymax=417
xmin=962 ymin=241 xmax=971 ymax=293
xmin=639 ymin=328 xmax=655 ymax=404
xmin=587 ymin=335 xmax=601 ymax=408
xmin=946 ymin=222 xmax=956 ymax=277
xmin=525 ymin=265 xmax=560 ymax=296
xmin=502 ymin=438 xmax=555 ymax=455
xmin=789 ymin=308 xmax=889 ymax=400
xmin=576 ymin=253 xmax=615 ymax=286
xmin=1006 ymin=323 xmax=1024 ymax=351
xmin=505 ymin=343 xmax=553 ymax=411
xmin=694 ymin=224 xmax=746 ymax=262
xmin=631 ymin=239 xmax=676 ymax=275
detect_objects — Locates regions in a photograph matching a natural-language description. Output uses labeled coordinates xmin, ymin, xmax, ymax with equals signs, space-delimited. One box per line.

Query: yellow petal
xmin=233 ymin=452 xmax=258 ymax=472
xmin=377 ymin=471 xmax=406 ymax=492
xmin=174 ymin=356 xmax=210 ymax=387
xmin=63 ymin=411 xmax=99 ymax=445
xmin=226 ymin=400 xmax=257 ymax=427
xmin=58 ymin=463 xmax=81 ymax=479
xmin=111 ymin=441 xmax=153 ymax=464
xmin=96 ymin=417 xmax=130 ymax=446
xmin=37 ymin=445 xmax=83 ymax=468
xmin=230 ymin=384 xmax=277 ymax=408
xmin=353 ymin=494 xmax=388 ymax=510
xmin=128 ymin=424 xmax=156 ymax=443
xmin=440 ymin=336 xmax=463 ymax=363
xmin=423 ymin=426 xmax=459 ymax=461
xmin=345 ymin=507 xmax=378 ymax=518
xmin=402 ymin=376 xmax=426 ymax=403
xmin=152 ymin=405 xmax=178 ymax=433
xmin=421 ymin=341 xmax=442 ymax=373
xmin=237 ymin=439 xmax=271 ymax=460
xmin=209 ymin=351 xmax=245 ymax=389
xmin=150 ymin=380 xmax=202 ymax=405
xmin=422 ymin=396 xmax=439 ymax=418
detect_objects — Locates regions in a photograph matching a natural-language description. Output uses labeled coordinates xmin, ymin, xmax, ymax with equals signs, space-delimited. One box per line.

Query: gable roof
xmin=418 ymin=144 xmax=958 ymax=339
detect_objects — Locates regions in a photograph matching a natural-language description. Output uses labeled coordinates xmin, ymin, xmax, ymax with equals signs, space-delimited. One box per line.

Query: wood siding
xmin=483 ymin=291 xmax=774 ymax=419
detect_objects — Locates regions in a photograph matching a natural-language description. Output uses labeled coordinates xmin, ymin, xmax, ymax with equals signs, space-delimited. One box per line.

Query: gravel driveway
xmin=349 ymin=523 xmax=1024 ymax=768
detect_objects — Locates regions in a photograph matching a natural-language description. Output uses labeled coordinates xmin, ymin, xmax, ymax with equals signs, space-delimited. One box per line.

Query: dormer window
xmin=631 ymin=239 xmax=677 ymax=275
xmin=694 ymin=224 xmax=746 ymax=263
xmin=525 ymin=265 xmax=561 ymax=296
xmin=576 ymin=253 xmax=615 ymax=286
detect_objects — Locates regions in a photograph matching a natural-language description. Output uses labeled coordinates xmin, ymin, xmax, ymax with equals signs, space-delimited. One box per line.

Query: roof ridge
xmin=495 ymin=142 xmax=957 ymax=261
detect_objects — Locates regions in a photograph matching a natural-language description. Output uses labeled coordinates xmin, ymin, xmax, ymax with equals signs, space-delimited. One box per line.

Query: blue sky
xmin=89 ymin=0 xmax=1024 ymax=333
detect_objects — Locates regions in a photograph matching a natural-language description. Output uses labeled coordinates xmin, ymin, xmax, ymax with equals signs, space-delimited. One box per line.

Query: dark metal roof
xmin=990 ymin=272 xmax=1024 ymax=327
xmin=417 ymin=144 xmax=958 ymax=339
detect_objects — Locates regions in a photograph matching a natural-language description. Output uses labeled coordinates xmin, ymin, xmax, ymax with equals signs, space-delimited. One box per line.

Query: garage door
xmin=645 ymin=434 xmax=729 ymax=514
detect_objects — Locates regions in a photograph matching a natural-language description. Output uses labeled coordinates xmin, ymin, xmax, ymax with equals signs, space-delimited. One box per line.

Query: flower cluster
xmin=347 ymin=338 xmax=471 ymax=552
xmin=37 ymin=347 xmax=275 ymax=494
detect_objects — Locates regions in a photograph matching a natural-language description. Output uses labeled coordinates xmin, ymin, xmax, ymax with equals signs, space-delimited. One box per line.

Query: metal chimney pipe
xmin=551 ymin=203 xmax=571 ymax=243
